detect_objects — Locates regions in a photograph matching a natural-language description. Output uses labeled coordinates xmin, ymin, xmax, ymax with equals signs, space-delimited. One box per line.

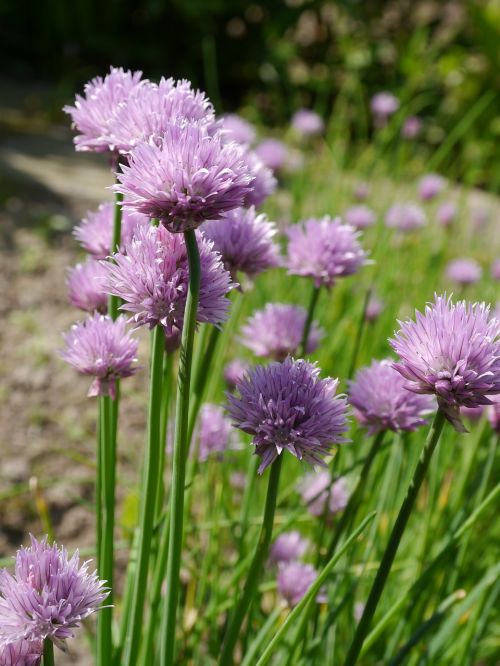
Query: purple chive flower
xmin=300 ymin=471 xmax=349 ymax=517
xmin=255 ymin=139 xmax=288 ymax=172
xmin=270 ymin=532 xmax=309 ymax=564
xmin=418 ymin=173 xmax=446 ymax=201
xmin=490 ymin=259 xmax=500 ymax=281
xmin=370 ymin=92 xmax=399 ymax=126
xmin=390 ymin=295 xmax=500 ymax=432
xmin=348 ymin=359 xmax=434 ymax=434
xmin=202 ymin=207 xmax=280 ymax=279
xmin=107 ymin=77 xmax=215 ymax=154
xmin=113 ymin=123 xmax=253 ymax=233
xmin=224 ymin=359 xmax=250 ymax=390
xmin=0 ymin=639 xmax=42 ymax=665
xmin=102 ymin=224 xmax=234 ymax=333
xmin=488 ymin=394 xmax=500 ymax=433
xmin=0 ymin=536 xmax=108 ymax=645
xmin=402 ymin=116 xmax=422 ymax=139
xmin=344 ymin=205 xmax=376 ymax=229
xmin=226 ymin=358 xmax=349 ymax=474
xmin=63 ymin=67 xmax=144 ymax=153
xmin=241 ymin=150 xmax=277 ymax=208
xmin=285 ymin=217 xmax=368 ymax=288
xmin=436 ymin=202 xmax=457 ymax=228
xmin=460 ymin=405 xmax=484 ymax=421
xmin=354 ymin=182 xmax=370 ymax=201
xmin=240 ymin=304 xmax=322 ymax=360
xmin=198 ymin=403 xmax=232 ymax=462
xmin=67 ymin=258 xmax=108 ymax=314
xmin=446 ymin=259 xmax=482 ymax=287
xmin=366 ymin=295 xmax=384 ymax=322
xmin=73 ymin=201 xmax=149 ymax=259
xmin=385 ymin=203 xmax=427 ymax=232
xmin=220 ymin=114 xmax=256 ymax=145
xmin=60 ymin=314 xmax=138 ymax=399
xmin=291 ymin=109 xmax=325 ymax=137
xmin=277 ymin=562 xmax=320 ymax=607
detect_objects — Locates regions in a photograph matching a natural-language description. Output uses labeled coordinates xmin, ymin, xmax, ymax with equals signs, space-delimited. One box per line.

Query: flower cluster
xmin=300 ymin=471 xmax=349 ymax=517
xmin=198 ymin=403 xmax=232 ymax=462
xmin=67 ymin=257 xmax=108 ymax=314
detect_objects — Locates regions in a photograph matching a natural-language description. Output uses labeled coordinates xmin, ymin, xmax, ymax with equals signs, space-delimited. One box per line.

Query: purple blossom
xmin=365 ymin=295 xmax=384 ymax=322
xmin=224 ymin=359 xmax=250 ymax=390
xmin=402 ymin=116 xmax=422 ymax=139
xmin=198 ymin=403 xmax=232 ymax=462
xmin=490 ymin=259 xmax=500 ymax=281
xmin=67 ymin=258 xmax=108 ymax=314
xmin=241 ymin=150 xmax=277 ymax=208
xmin=285 ymin=217 xmax=368 ymax=288
xmin=354 ymin=182 xmax=370 ymax=201
xmin=418 ymin=173 xmax=446 ymax=201
xmin=446 ymin=259 xmax=482 ymax=286
xmin=390 ymin=295 xmax=500 ymax=431
xmin=201 ymin=207 xmax=280 ymax=279
xmin=277 ymin=562 xmax=320 ymax=607
xmin=60 ymin=314 xmax=138 ymax=399
xmin=0 ymin=536 xmax=108 ymax=645
xmin=255 ymin=139 xmax=288 ymax=172
xmin=488 ymin=394 xmax=500 ymax=433
xmin=240 ymin=304 xmax=322 ymax=360
xmin=63 ymin=67 xmax=144 ymax=153
xmin=0 ymin=639 xmax=42 ymax=666
xmin=385 ymin=203 xmax=427 ymax=232
xmin=300 ymin=471 xmax=349 ymax=517
xmin=73 ymin=201 xmax=149 ymax=259
xmin=226 ymin=358 xmax=349 ymax=474
xmin=220 ymin=114 xmax=256 ymax=145
xmin=291 ymin=109 xmax=324 ymax=137
xmin=270 ymin=532 xmax=309 ymax=564
xmin=348 ymin=360 xmax=434 ymax=434
xmin=113 ymin=123 xmax=254 ymax=233
xmin=370 ymin=92 xmax=399 ymax=126
xmin=460 ymin=405 xmax=484 ymax=421
xmin=436 ymin=202 xmax=457 ymax=227
xmin=102 ymin=224 xmax=234 ymax=333
xmin=344 ymin=205 xmax=376 ymax=229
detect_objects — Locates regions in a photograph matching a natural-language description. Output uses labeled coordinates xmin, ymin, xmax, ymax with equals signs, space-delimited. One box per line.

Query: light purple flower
xmin=73 ymin=201 xmax=149 ymax=259
xmin=0 ymin=639 xmax=42 ymax=666
xmin=270 ymin=532 xmax=309 ymax=564
xmin=60 ymin=314 xmax=138 ymax=399
xmin=67 ymin=258 xmax=108 ymax=314
xmin=490 ymin=259 xmax=500 ymax=281
xmin=113 ymin=123 xmax=254 ymax=233
xmin=240 ymin=304 xmax=322 ymax=360
xmin=487 ymin=394 xmax=500 ymax=433
xmin=202 ymin=207 xmax=280 ymax=279
xmin=344 ymin=205 xmax=376 ymax=229
xmin=285 ymin=217 xmax=368 ymax=288
xmin=370 ymin=92 xmax=399 ymax=125
xmin=446 ymin=259 xmax=482 ymax=287
xmin=460 ymin=405 xmax=484 ymax=421
xmin=291 ymin=109 xmax=324 ymax=137
xmin=220 ymin=114 xmax=256 ymax=145
xmin=418 ymin=173 xmax=446 ymax=201
xmin=198 ymin=403 xmax=232 ymax=462
xmin=241 ymin=150 xmax=277 ymax=208
xmin=107 ymin=77 xmax=215 ymax=154
xmin=300 ymin=471 xmax=349 ymax=517
xmin=436 ymin=202 xmax=457 ymax=227
xmin=390 ymin=295 xmax=500 ymax=431
xmin=226 ymin=358 xmax=349 ymax=474
xmin=385 ymin=203 xmax=427 ymax=232
xmin=354 ymin=182 xmax=370 ymax=201
xmin=348 ymin=360 xmax=434 ymax=434
xmin=0 ymin=536 xmax=108 ymax=644
xmin=102 ymin=224 xmax=234 ymax=334
xmin=63 ymin=67 xmax=144 ymax=153
xmin=277 ymin=562 xmax=319 ymax=607
xmin=366 ymin=295 xmax=384 ymax=322
xmin=224 ymin=359 xmax=250 ymax=390
xmin=255 ymin=139 xmax=288 ymax=172
xmin=402 ymin=116 xmax=422 ymax=139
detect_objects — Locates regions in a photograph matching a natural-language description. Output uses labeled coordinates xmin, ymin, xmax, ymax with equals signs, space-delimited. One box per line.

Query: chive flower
xmin=67 ymin=257 xmax=108 ymax=314
xmin=277 ymin=562 xmax=322 ymax=607
xmin=270 ymin=532 xmax=309 ymax=564
xmin=446 ymin=259 xmax=482 ymax=287
xmin=198 ymin=403 xmax=232 ymax=462
xmin=385 ymin=203 xmax=427 ymax=232
xmin=291 ymin=109 xmax=324 ymax=137
xmin=220 ymin=114 xmax=256 ymax=146
xmin=418 ymin=173 xmax=446 ymax=201
xmin=300 ymin=471 xmax=349 ymax=517
xmin=344 ymin=205 xmax=376 ymax=229
xmin=0 ymin=639 xmax=42 ymax=665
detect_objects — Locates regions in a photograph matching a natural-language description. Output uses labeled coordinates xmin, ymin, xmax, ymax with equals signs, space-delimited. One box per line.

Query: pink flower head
xmin=365 ymin=295 xmax=384 ymax=322
xmin=198 ymin=403 xmax=232 ymax=462
xmin=0 ymin=639 xmax=42 ymax=665
xmin=385 ymin=203 xmax=426 ymax=232
xmin=370 ymin=92 xmax=399 ymax=126
xmin=67 ymin=257 xmax=108 ymax=314
xmin=402 ymin=116 xmax=422 ymax=139
xmin=488 ymin=394 xmax=500 ymax=433
xmin=446 ymin=259 xmax=482 ymax=287
xmin=300 ymin=471 xmax=349 ymax=517
xmin=241 ymin=150 xmax=277 ymax=208
xmin=255 ymin=139 xmax=288 ymax=172
xmin=220 ymin=114 xmax=256 ymax=145
xmin=490 ymin=259 xmax=500 ymax=281
xmin=224 ymin=359 xmax=250 ymax=390
xmin=418 ymin=173 xmax=446 ymax=201
xmin=277 ymin=562 xmax=320 ymax=607
xmin=270 ymin=532 xmax=309 ymax=564
xmin=291 ymin=109 xmax=325 ymax=137
xmin=344 ymin=205 xmax=376 ymax=229
xmin=436 ymin=202 xmax=457 ymax=227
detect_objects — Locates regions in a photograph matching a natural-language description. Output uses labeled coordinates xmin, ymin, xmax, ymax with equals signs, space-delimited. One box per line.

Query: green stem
xmin=155 ymin=352 xmax=174 ymax=520
xmin=161 ymin=229 xmax=201 ymax=666
xmin=108 ymin=191 xmax=123 ymax=320
xmin=220 ymin=456 xmax=283 ymax=666
xmin=300 ymin=285 xmax=321 ymax=356
xmin=43 ymin=639 xmax=55 ymax=666
xmin=343 ymin=410 xmax=446 ymax=666
xmin=347 ymin=289 xmax=370 ymax=379
xmin=123 ymin=325 xmax=165 ymax=666
xmin=96 ymin=409 xmax=102 ymax=575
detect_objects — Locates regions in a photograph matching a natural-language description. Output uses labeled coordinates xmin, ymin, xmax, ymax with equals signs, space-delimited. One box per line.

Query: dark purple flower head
xmin=0 ymin=639 xmax=42 ymax=666
xmin=73 ymin=201 xmax=149 ymax=259
xmin=418 ymin=173 xmax=446 ymax=201
xmin=446 ymin=259 xmax=482 ymax=286
xmin=102 ymin=224 xmax=234 ymax=333
xmin=344 ymin=205 xmax=376 ymax=229
xmin=198 ymin=403 xmax=232 ymax=462
xmin=385 ymin=203 xmax=426 ymax=232
xmin=270 ymin=532 xmax=309 ymax=565
xmin=348 ymin=360 xmax=434 ymax=434
xmin=241 ymin=150 xmax=277 ymax=208
xmin=226 ymin=357 xmax=349 ymax=474
xmin=402 ymin=116 xmax=422 ymax=139
xmin=63 ymin=67 xmax=144 ymax=153
xmin=113 ymin=123 xmax=254 ymax=232
xmin=107 ymin=77 xmax=215 ymax=154
xmin=255 ymin=139 xmax=288 ymax=172
xmin=300 ymin=471 xmax=349 ymax=517
xmin=202 ymin=207 xmax=280 ymax=279
xmin=240 ymin=304 xmax=322 ymax=360
xmin=60 ymin=314 xmax=138 ymax=399
xmin=0 ymin=536 xmax=108 ymax=645
xmin=291 ymin=109 xmax=324 ymax=137
xmin=285 ymin=217 xmax=368 ymax=288
xmin=67 ymin=258 xmax=108 ymax=314
xmin=277 ymin=562 xmax=319 ymax=607
xmin=390 ymin=295 xmax=500 ymax=431
xmin=223 ymin=359 xmax=250 ymax=390
xmin=436 ymin=202 xmax=457 ymax=227
xmin=220 ymin=114 xmax=256 ymax=146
